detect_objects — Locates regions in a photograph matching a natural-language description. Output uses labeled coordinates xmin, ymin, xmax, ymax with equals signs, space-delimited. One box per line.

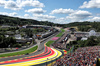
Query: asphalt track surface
xmin=0 ymin=46 xmax=52 ymax=64
xmin=0 ymin=48 xmax=62 ymax=66
xmin=0 ymin=31 xmax=62 ymax=66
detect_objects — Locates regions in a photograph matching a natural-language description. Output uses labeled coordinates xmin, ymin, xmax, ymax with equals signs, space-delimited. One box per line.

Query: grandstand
xmin=22 ymin=25 xmax=51 ymax=29
xmin=53 ymin=46 xmax=98 ymax=66
xmin=75 ymin=30 xmax=100 ymax=38
xmin=52 ymin=30 xmax=99 ymax=66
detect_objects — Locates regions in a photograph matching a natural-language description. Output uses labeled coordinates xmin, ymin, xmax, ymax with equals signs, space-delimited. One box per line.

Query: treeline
xmin=0 ymin=35 xmax=16 ymax=48
xmin=20 ymin=28 xmax=46 ymax=37
xmin=0 ymin=15 xmax=62 ymax=26
xmin=62 ymin=21 xmax=100 ymax=32
xmin=1 ymin=15 xmax=100 ymax=31
xmin=78 ymin=22 xmax=100 ymax=32
xmin=63 ymin=21 xmax=91 ymax=27
xmin=68 ymin=36 xmax=100 ymax=50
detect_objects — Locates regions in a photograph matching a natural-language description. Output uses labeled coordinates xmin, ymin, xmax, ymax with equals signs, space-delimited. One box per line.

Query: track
xmin=0 ymin=46 xmax=62 ymax=66
xmin=0 ymin=32 xmax=62 ymax=66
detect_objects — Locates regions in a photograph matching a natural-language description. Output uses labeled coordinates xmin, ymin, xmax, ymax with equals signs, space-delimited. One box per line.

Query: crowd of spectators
xmin=53 ymin=46 xmax=100 ymax=66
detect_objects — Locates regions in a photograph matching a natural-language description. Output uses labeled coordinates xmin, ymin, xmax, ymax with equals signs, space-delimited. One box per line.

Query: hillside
xmin=0 ymin=15 xmax=100 ymax=32
xmin=63 ymin=22 xmax=100 ymax=32
xmin=62 ymin=22 xmax=91 ymax=27
xmin=0 ymin=15 xmax=61 ymax=26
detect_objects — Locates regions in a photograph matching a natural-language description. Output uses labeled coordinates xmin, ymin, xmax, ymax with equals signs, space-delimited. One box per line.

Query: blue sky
xmin=0 ymin=0 xmax=100 ymax=24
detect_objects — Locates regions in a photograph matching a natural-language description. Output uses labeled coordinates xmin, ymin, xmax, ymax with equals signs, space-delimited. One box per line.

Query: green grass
xmin=45 ymin=29 xmax=65 ymax=47
xmin=46 ymin=40 xmax=54 ymax=47
xmin=0 ymin=45 xmax=38 ymax=57
xmin=56 ymin=32 xmax=63 ymax=37
xmin=61 ymin=28 xmax=65 ymax=32
xmin=56 ymin=28 xmax=65 ymax=37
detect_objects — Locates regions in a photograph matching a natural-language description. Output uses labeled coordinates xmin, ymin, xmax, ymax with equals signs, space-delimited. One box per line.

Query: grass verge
xmin=56 ymin=32 xmax=63 ymax=37
xmin=46 ymin=40 xmax=55 ymax=47
xmin=56 ymin=28 xmax=65 ymax=37
xmin=0 ymin=45 xmax=38 ymax=57
xmin=61 ymin=28 xmax=65 ymax=32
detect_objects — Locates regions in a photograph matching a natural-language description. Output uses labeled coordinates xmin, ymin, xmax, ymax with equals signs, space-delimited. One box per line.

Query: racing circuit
xmin=0 ymin=32 xmax=63 ymax=66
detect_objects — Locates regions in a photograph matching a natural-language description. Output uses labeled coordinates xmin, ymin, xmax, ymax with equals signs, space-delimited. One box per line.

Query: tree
xmin=84 ymin=36 xmax=97 ymax=46
xmin=77 ymin=40 xmax=85 ymax=47
xmin=0 ymin=35 xmax=16 ymax=48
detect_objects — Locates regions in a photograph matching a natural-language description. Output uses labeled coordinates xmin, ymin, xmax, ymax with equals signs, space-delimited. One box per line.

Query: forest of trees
xmin=68 ymin=36 xmax=100 ymax=50
xmin=63 ymin=21 xmax=91 ymax=27
xmin=0 ymin=35 xmax=17 ymax=48
xmin=61 ymin=21 xmax=100 ymax=32
xmin=20 ymin=28 xmax=47 ymax=37
xmin=78 ymin=22 xmax=100 ymax=32
xmin=0 ymin=15 xmax=62 ymax=27
xmin=1 ymin=15 xmax=100 ymax=32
